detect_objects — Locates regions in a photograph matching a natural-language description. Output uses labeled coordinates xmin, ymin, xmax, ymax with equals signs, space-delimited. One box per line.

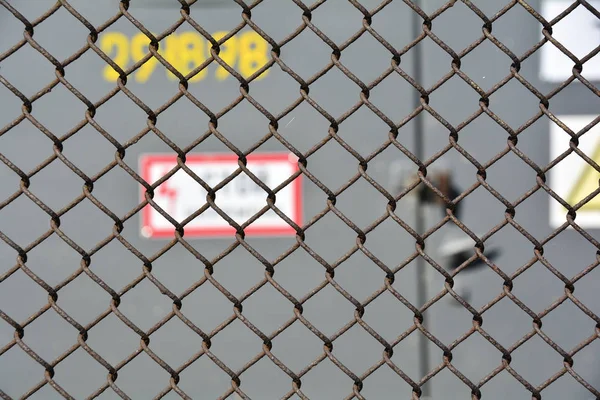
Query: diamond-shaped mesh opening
xmin=367 ymin=71 xmax=421 ymax=125
xmin=540 ymin=300 xmax=597 ymax=353
xmin=449 ymin=331 xmax=505 ymax=384
xmin=115 ymin=277 xmax=175 ymax=333
xmin=88 ymin=90 xmax=150 ymax=145
xmin=541 ymin=372 xmax=600 ymax=400
xmin=334 ymin=176 xmax=389 ymax=227
xmin=0 ymin=268 xmax=49 ymax=323
xmin=208 ymin=318 xmax=264 ymax=372
xmin=0 ymin=344 xmax=46 ymax=399
xmin=427 ymin=365 xmax=477 ymax=399
xmin=420 ymin=293 xmax=475 ymax=346
xmin=238 ymin=282 xmax=294 ymax=334
xmin=236 ymin=355 xmax=293 ymax=398
xmin=0 ymin=43 xmax=57 ymax=97
xmin=298 ymin=356 xmax=356 ymax=399
xmin=112 ymin=350 xmax=172 ymax=398
xmin=248 ymin=0 xmax=305 ymax=43
xmin=307 ymin=66 xmax=363 ymax=118
xmin=0 ymin=11 xmax=29 ymax=56
xmin=569 ymin=338 xmax=600 ymax=393
xmin=510 ymin=261 xmax=567 ymax=315
xmin=485 ymin=149 xmax=540 ymax=203
xmin=359 ymin=363 xmax=415 ymax=398
xmin=26 ymin=6 xmax=92 ymax=62
xmin=269 ymin=320 xmax=324 ymax=373
xmin=390 ymin=257 xmax=421 ymax=307
xmin=542 ymin=2 xmax=600 ymax=62
xmin=509 ymin=333 xmax=566 ymax=389
xmin=301 ymin=210 xmax=358 ymax=264
xmin=328 ymin=323 xmax=386 ymax=375
xmin=174 ymin=279 xmax=233 ymax=334
xmin=84 ymin=312 xmax=141 ymax=367
xmin=267 ymin=247 xmax=324 ymax=299
xmin=302 ymin=139 xmax=358 ymax=190
xmin=369 ymin=0 xmax=415 ymax=49
xmin=19 ymin=309 xmax=77 ymax=362
xmin=481 ymin=296 xmax=536 ymax=349
xmin=454 ymin=114 xmax=509 ymax=164
xmin=52 ymin=348 xmax=108 ymax=399
xmin=309 ymin=0 xmax=365 ymax=44
xmin=145 ymin=316 xmax=204 ymax=367
xmin=336 ymin=30 xmax=395 ymax=85
xmin=20 ymin=232 xmax=81 ymax=287
xmin=210 ymin=246 xmax=268 ymax=298
xmin=55 ymin=273 xmax=111 ymax=326
xmin=0 ymin=119 xmax=55 ymax=174
xmin=487 ymin=77 xmax=542 ymax=129
xmin=267 ymin=99 xmax=332 ymax=154
xmin=150 ymin=243 xmax=205 ymax=295
xmin=428 ymin=75 xmax=482 ymax=128
xmin=429 ymin=1 xmax=485 ymax=53
xmin=332 ymin=250 xmax=388 ymax=302
xmin=58 ymin=198 xmax=116 ymax=251
xmin=27 ymin=159 xmax=84 ymax=213
xmin=211 ymin=98 xmax=273 ymax=152
xmin=492 ymin=3 xmax=546 ymax=56
xmin=384 ymin=329 xmax=426 ymax=382
xmin=275 ymin=26 xmax=335 ymax=79
xmin=477 ymin=369 xmax=531 ymax=399
xmin=511 ymin=187 xmax=557 ymax=239
xmin=248 ymin=70 xmax=303 ymax=119
xmin=176 ymin=351 xmax=233 ymax=399
xmin=300 ymin=283 xmax=356 ymax=338
xmin=335 ymin=105 xmax=395 ymax=158
xmin=61 ymin=124 xmax=118 ymax=178
xmin=361 ymin=289 xmax=415 ymax=343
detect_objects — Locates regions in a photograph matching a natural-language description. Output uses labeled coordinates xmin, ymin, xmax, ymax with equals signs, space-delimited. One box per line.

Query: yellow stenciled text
xmin=99 ymin=30 xmax=270 ymax=83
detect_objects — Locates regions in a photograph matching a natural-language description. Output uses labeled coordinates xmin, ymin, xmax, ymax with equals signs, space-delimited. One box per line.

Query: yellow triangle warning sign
xmin=566 ymin=143 xmax=600 ymax=210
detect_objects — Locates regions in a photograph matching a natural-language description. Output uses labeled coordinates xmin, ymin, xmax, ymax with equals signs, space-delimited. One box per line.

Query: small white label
xmin=549 ymin=115 xmax=600 ymax=228
xmin=140 ymin=152 xmax=302 ymax=238
xmin=539 ymin=0 xmax=600 ymax=82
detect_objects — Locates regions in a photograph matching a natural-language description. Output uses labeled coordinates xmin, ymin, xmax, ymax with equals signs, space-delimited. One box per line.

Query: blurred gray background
xmin=1 ymin=0 xmax=599 ymax=399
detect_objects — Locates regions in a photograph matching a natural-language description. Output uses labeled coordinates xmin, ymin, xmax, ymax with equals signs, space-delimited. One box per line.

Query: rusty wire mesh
xmin=1 ymin=0 xmax=600 ymax=399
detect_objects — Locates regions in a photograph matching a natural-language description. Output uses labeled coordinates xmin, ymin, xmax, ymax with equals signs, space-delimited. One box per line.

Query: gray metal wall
xmin=1 ymin=0 xmax=598 ymax=399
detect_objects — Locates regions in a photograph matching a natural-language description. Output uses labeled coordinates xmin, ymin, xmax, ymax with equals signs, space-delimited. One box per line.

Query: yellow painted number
xmin=238 ymin=31 xmax=270 ymax=80
xmin=164 ymin=32 xmax=208 ymax=82
xmin=100 ymin=32 xmax=129 ymax=82
xmin=101 ymin=31 xmax=271 ymax=83
xmin=213 ymin=31 xmax=238 ymax=81
xmin=130 ymin=32 xmax=158 ymax=84
xmin=162 ymin=34 xmax=180 ymax=81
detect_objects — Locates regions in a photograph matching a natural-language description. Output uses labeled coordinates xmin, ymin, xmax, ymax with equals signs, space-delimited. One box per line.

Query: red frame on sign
xmin=139 ymin=153 xmax=303 ymax=238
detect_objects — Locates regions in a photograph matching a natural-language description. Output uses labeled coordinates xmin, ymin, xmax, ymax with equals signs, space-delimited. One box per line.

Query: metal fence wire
xmin=1 ymin=0 xmax=600 ymax=399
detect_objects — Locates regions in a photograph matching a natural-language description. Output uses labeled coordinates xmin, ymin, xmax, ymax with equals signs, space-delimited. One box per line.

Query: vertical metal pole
xmin=411 ymin=1 xmax=430 ymax=398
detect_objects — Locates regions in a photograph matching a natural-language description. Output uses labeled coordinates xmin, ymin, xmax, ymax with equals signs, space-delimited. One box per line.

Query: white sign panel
xmin=539 ymin=0 xmax=600 ymax=82
xmin=139 ymin=152 xmax=303 ymax=238
xmin=549 ymin=115 xmax=600 ymax=228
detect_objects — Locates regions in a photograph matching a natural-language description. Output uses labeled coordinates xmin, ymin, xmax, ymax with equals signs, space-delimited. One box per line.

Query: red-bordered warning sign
xmin=139 ymin=152 xmax=302 ymax=238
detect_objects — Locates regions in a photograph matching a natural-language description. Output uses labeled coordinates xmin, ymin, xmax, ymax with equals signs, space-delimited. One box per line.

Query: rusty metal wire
xmin=0 ymin=0 xmax=599 ymax=399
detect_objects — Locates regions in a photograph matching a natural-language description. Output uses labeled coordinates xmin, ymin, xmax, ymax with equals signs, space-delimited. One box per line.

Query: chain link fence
xmin=1 ymin=0 xmax=599 ymax=399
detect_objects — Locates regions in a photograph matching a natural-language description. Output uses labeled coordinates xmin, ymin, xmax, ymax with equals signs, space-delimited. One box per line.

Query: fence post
xmin=410 ymin=0 xmax=431 ymax=397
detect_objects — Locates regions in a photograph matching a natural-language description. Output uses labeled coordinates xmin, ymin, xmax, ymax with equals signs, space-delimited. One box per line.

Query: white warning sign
xmin=539 ymin=0 xmax=600 ymax=82
xmin=139 ymin=152 xmax=302 ymax=238
xmin=549 ymin=115 xmax=600 ymax=228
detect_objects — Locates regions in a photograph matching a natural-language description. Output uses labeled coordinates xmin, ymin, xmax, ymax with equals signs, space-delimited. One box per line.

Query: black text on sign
xmin=139 ymin=153 xmax=302 ymax=238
